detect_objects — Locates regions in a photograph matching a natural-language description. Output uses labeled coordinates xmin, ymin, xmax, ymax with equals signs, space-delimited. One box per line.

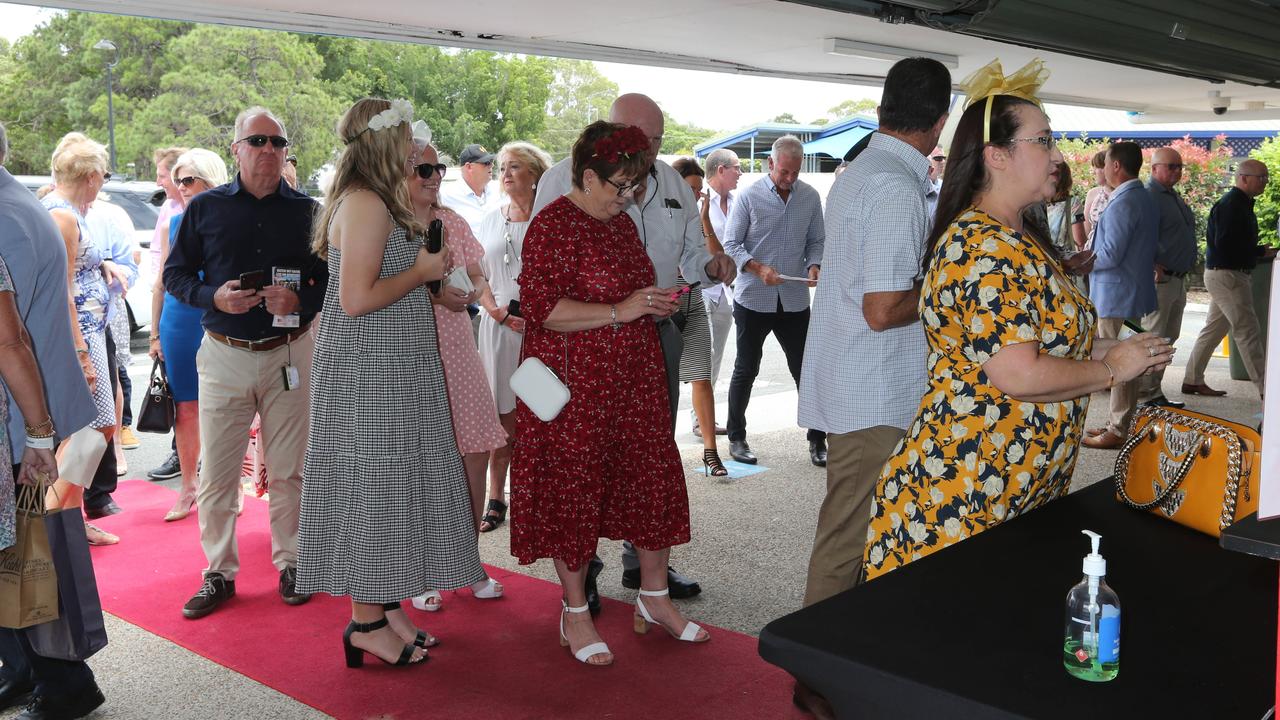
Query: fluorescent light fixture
xmin=824 ymin=38 xmax=958 ymax=69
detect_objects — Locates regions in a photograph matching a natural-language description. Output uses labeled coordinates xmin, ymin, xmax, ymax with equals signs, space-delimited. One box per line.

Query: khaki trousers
xmin=1097 ymin=318 xmax=1138 ymax=436
xmin=1137 ymin=275 xmax=1187 ymax=402
xmin=1184 ymin=269 xmax=1266 ymax=396
xmin=195 ymin=329 xmax=313 ymax=581
xmin=803 ymin=425 xmax=904 ymax=607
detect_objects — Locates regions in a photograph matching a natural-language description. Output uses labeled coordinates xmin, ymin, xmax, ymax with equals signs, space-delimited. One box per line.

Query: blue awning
xmin=803 ymin=126 xmax=874 ymax=158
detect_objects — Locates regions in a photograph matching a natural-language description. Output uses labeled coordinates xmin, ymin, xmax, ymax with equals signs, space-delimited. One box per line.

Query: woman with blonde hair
xmin=407 ymin=125 xmax=509 ymax=613
xmin=42 ymin=132 xmax=123 ymax=545
xmin=149 ymin=148 xmax=227 ymax=521
xmin=295 ymin=98 xmax=486 ymax=669
xmin=473 ymin=140 xmax=553 ymax=534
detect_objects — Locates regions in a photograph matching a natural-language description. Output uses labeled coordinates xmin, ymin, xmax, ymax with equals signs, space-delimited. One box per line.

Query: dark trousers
xmin=84 ymin=334 xmax=119 ymax=511
xmin=117 ymin=364 xmax=132 ymax=428
xmin=727 ymin=300 xmax=823 ymax=444
xmin=1 ymin=468 xmax=95 ymax=698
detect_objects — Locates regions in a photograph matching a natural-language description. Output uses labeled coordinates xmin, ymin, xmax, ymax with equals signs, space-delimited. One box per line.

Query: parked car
xmin=17 ymin=175 xmax=164 ymax=334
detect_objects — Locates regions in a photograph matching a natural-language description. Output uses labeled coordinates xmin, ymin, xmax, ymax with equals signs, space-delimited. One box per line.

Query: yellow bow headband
xmin=960 ymin=58 xmax=1050 ymax=143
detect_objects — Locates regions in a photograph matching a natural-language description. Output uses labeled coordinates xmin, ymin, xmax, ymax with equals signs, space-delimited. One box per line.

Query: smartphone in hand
xmin=507 ymin=299 xmax=522 ymax=318
xmin=238 ymin=270 xmax=265 ymax=291
xmin=426 ymin=219 xmax=444 ymax=294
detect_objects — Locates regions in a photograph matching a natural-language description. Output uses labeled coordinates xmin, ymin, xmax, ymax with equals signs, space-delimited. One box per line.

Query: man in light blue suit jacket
xmin=1084 ymin=141 xmax=1159 ymax=449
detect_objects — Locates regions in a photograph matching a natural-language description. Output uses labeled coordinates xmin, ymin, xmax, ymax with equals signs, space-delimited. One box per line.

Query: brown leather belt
xmin=206 ymin=323 xmax=311 ymax=352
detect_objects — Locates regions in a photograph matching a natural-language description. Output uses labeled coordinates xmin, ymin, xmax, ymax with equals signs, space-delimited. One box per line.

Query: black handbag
xmin=136 ymin=358 xmax=175 ymax=434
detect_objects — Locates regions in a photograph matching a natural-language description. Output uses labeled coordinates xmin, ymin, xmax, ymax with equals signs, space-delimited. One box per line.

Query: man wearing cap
xmin=441 ymin=143 xmax=499 ymax=237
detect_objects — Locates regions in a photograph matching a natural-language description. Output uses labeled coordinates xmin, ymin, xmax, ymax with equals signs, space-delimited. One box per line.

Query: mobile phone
xmin=1117 ymin=320 xmax=1146 ymax=340
xmin=238 ymin=270 xmax=265 ymax=291
xmin=507 ymin=299 xmax=522 ymax=318
xmin=426 ymin=219 xmax=444 ymax=294
xmin=678 ymin=281 xmax=702 ymax=295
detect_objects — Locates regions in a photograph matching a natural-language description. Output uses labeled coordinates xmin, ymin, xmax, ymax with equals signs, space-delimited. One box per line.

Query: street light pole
xmin=93 ymin=39 xmax=118 ymax=173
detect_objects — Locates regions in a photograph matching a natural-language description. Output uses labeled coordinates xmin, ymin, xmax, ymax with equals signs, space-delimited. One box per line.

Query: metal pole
xmin=105 ymin=62 xmax=116 ymax=172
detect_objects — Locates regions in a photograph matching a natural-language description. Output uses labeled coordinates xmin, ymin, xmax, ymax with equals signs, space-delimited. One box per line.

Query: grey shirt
xmin=0 ymin=168 xmax=96 ymax=454
xmin=1146 ymin=178 xmax=1197 ymax=274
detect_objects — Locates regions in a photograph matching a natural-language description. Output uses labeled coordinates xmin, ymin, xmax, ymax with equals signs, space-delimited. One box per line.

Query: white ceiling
xmin=27 ymin=0 xmax=1280 ymax=118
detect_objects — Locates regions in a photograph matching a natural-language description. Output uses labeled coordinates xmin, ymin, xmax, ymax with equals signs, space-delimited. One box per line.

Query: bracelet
xmin=26 ymin=434 xmax=55 ymax=450
xmin=25 ymin=418 xmax=54 ymax=436
xmin=610 ymin=304 xmax=620 ymax=330
xmin=1099 ymin=359 xmax=1115 ymax=389
xmin=76 ymin=348 xmax=89 ymax=355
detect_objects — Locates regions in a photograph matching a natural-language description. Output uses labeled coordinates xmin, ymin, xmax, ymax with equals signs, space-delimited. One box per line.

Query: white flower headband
xmin=345 ymin=98 xmax=414 ymax=144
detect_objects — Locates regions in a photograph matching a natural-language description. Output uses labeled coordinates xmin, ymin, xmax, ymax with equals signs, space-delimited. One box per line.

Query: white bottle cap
xmin=1081 ymin=529 xmax=1106 ymax=577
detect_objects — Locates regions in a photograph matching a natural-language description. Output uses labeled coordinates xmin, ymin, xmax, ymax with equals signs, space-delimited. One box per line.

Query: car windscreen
xmin=98 ymin=189 xmax=161 ymax=232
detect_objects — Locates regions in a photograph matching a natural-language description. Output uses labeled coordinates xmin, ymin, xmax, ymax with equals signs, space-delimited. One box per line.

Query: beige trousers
xmin=1137 ymin=275 xmax=1187 ymax=402
xmin=1097 ymin=318 xmax=1138 ymax=436
xmin=195 ymin=329 xmax=313 ymax=581
xmin=1184 ymin=268 xmax=1266 ymax=396
xmin=802 ymin=425 xmax=904 ymax=607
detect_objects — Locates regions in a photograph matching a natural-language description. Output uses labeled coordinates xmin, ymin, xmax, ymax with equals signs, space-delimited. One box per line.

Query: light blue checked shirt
xmin=722 ymin=176 xmax=824 ymax=313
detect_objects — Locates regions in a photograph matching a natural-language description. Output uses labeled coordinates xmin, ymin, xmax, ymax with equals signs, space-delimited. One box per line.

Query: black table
xmin=760 ymin=480 xmax=1277 ymax=719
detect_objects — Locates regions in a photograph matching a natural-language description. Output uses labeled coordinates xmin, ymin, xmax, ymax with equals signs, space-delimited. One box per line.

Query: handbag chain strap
xmin=1112 ymin=406 xmax=1245 ymax=530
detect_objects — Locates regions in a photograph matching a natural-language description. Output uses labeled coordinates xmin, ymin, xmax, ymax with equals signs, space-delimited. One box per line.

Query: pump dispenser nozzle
xmin=1081 ymin=530 xmax=1106 ymax=577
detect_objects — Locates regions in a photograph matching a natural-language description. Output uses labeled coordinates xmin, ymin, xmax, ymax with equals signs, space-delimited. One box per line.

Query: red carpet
xmin=87 ymin=480 xmax=803 ymax=720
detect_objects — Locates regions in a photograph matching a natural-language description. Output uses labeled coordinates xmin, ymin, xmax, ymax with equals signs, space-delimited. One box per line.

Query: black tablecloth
xmin=759 ymin=480 xmax=1277 ymax=719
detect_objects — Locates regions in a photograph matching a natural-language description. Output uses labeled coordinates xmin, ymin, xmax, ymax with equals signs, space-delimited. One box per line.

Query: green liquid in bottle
xmin=1063 ymin=638 xmax=1119 ymax=682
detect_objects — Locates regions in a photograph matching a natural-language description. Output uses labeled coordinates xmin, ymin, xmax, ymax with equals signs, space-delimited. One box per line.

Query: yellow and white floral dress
xmin=863 ymin=208 xmax=1097 ymax=580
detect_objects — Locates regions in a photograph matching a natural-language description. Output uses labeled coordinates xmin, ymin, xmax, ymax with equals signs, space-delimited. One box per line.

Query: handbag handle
xmin=15 ymin=479 xmax=49 ymax=516
xmin=1114 ymin=429 xmax=1205 ymax=511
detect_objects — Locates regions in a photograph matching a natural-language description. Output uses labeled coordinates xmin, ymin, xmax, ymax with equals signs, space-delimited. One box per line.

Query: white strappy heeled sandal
xmin=560 ymin=601 xmax=612 ymax=665
xmin=634 ymin=588 xmax=710 ymax=643
xmin=410 ymin=590 xmax=443 ymax=612
xmin=469 ymin=577 xmax=504 ymax=599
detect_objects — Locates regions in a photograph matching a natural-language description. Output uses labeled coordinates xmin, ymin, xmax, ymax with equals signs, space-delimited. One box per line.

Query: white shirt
xmin=531 ymin=159 xmax=712 ymax=288
xmin=704 ymin=186 xmax=734 ymax=304
xmin=441 ymin=179 xmax=500 ymax=237
xmin=798 ymin=132 xmax=932 ymax=434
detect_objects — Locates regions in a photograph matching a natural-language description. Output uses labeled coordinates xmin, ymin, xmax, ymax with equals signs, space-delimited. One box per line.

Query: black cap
xmin=458 ymin=144 xmax=494 ymax=165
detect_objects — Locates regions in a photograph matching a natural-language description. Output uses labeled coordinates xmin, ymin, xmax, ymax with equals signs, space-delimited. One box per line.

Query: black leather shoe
xmin=146 ymin=452 xmax=181 ymax=480
xmin=584 ymin=557 xmax=604 ymax=617
xmin=182 ymin=572 xmax=235 ymax=619
xmin=279 ymin=566 xmax=312 ymax=606
xmin=620 ymin=566 xmax=702 ymax=599
xmin=1143 ymin=395 xmax=1186 ymax=409
xmin=809 ymin=438 xmax=828 ymax=467
xmin=16 ymin=682 xmax=104 ymax=720
xmin=0 ymin=679 xmax=34 ymax=713
xmin=729 ymin=440 xmax=757 ymax=464
xmin=83 ymin=499 xmax=122 ymax=519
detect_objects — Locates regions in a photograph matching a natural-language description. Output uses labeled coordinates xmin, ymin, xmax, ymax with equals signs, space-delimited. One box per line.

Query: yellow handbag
xmin=1113 ymin=406 xmax=1260 ymax=537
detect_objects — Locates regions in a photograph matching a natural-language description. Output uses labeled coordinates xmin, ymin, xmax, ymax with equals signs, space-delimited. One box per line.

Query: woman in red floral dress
xmin=512 ymin=122 xmax=711 ymax=667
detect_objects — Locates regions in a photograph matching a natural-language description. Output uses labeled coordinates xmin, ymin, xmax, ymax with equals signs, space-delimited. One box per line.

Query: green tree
xmin=536 ymin=58 xmax=617 ymax=159
xmin=826 ymin=98 xmax=876 ymax=120
xmin=769 ymin=112 xmax=799 ymax=124
xmin=661 ymin=112 xmax=716 ymax=156
xmin=1251 ymin=136 xmax=1280 ymax=247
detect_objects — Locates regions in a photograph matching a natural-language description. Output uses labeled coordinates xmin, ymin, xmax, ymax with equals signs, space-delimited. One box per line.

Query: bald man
xmin=1182 ymin=159 xmax=1275 ymax=399
xmin=1137 ymin=148 xmax=1196 ymax=408
xmin=532 ymin=93 xmax=737 ymax=609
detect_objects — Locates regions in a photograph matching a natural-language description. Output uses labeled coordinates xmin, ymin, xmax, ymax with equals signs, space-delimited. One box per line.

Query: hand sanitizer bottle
xmin=1063 ymin=530 xmax=1120 ymax=681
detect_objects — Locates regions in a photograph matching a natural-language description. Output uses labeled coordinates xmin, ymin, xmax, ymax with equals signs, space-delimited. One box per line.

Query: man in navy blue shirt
xmin=164 ymin=106 xmax=326 ymax=619
xmin=1182 ymin=159 xmax=1275 ymax=399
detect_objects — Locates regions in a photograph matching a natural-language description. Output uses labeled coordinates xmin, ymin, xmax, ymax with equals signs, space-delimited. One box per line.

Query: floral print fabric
xmin=863 ymin=208 xmax=1097 ymax=579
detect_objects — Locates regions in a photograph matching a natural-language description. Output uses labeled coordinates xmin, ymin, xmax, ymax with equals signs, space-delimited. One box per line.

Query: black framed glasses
xmin=931 ymin=155 xmax=947 ymax=162
xmin=176 ymin=176 xmax=201 ymax=188
xmin=235 ymin=134 xmax=289 ymax=149
xmin=603 ymin=177 xmax=640 ymax=196
xmin=100 ymin=172 xmax=112 ymax=181
xmin=415 ymin=163 xmax=447 ymax=180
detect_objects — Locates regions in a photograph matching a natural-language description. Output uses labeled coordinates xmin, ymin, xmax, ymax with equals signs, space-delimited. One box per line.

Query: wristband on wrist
xmin=26 ymin=434 xmax=55 ymax=450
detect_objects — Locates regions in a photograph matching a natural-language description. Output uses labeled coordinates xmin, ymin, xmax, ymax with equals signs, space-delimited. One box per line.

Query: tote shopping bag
xmin=0 ymin=483 xmax=59 ymax=628
xmin=57 ymin=427 xmax=107 ymax=489
xmin=27 ymin=507 xmax=108 ymax=660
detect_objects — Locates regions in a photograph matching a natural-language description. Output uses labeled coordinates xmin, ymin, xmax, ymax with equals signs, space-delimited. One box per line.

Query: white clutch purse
xmin=446 ymin=265 xmax=475 ymax=294
xmin=510 ymin=356 xmax=570 ymax=422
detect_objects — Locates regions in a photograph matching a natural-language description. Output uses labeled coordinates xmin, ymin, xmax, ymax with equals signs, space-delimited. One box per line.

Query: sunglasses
xmin=100 ymin=172 xmax=112 ymax=181
xmin=414 ymin=163 xmax=447 ymax=180
xmin=1154 ymin=163 xmax=1185 ymax=170
xmin=931 ymin=155 xmax=947 ymax=162
xmin=235 ymin=134 xmax=289 ymax=149
xmin=176 ymin=176 xmax=202 ymax=188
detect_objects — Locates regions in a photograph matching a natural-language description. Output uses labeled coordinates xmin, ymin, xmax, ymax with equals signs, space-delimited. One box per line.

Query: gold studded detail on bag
xmin=1113 ymin=406 xmax=1258 ymax=537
